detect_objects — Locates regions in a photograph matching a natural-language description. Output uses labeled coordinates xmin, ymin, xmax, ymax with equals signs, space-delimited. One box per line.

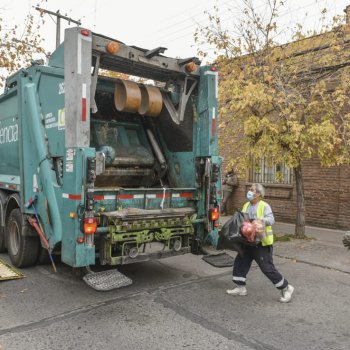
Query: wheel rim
xmin=9 ymin=220 xmax=20 ymax=256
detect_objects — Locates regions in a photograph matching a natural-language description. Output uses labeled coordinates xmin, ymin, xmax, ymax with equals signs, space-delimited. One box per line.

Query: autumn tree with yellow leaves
xmin=195 ymin=0 xmax=350 ymax=238
xmin=0 ymin=5 xmax=45 ymax=87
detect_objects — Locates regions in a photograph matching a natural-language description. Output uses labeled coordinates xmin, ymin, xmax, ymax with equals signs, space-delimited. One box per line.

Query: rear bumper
xmin=119 ymin=247 xmax=191 ymax=265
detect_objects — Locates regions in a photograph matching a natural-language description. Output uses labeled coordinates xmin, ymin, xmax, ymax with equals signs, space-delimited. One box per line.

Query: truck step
xmin=83 ymin=269 xmax=132 ymax=291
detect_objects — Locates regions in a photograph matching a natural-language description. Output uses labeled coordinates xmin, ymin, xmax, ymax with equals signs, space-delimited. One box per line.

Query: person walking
xmin=226 ymin=183 xmax=294 ymax=303
xmin=221 ymin=168 xmax=238 ymax=215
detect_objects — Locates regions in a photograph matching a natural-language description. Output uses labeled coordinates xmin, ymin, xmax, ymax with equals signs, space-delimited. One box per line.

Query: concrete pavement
xmin=220 ymin=215 xmax=347 ymax=245
xmin=215 ymin=215 xmax=350 ymax=274
xmin=273 ymin=221 xmax=346 ymax=245
xmin=1 ymin=218 xmax=350 ymax=349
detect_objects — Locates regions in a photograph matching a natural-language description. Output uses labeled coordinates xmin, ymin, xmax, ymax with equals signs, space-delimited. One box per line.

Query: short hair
xmin=252 ymin=183 xmax=265 ymax=198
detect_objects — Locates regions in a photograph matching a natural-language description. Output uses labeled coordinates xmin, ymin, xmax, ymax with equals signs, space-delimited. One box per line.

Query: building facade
xmin=220 ymin=154 xmax=350 ymax=230
xmin=219 ymin=12 xmax=350 ymax=230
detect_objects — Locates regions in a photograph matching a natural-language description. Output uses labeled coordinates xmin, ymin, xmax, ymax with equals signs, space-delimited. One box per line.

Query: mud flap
xmin=83 ymin=269 xmax=132 ymax=291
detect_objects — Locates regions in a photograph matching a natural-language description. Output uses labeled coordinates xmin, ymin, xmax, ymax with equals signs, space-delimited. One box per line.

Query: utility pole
xmin=35 ymin=7 xmax=82 ymax=48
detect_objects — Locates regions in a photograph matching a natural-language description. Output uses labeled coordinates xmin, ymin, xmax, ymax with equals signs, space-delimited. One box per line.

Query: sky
xmin=0 ymin=0 xmax=349 ymax=62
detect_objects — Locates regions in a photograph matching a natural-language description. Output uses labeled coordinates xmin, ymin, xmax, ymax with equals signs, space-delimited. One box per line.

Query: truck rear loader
xmin=0 ymin=27 xmax=222 ymax=289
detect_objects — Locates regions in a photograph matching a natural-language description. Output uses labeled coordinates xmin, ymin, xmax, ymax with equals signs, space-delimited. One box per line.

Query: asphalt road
xmin=0 ymin=236 xmax=350 ymax=350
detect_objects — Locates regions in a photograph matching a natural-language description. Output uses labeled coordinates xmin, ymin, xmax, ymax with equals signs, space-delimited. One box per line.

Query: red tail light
xmin=210 ymin=207 xmax=219 ymax=221
xmin=84 ymin=217 xmax=97 ymax=234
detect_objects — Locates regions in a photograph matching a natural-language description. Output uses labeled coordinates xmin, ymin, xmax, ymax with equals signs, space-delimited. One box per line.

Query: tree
xmin=0 ymin=4 xmax=45 ymax=87
xmin=195 ymin=0 xmax=350 ymax=238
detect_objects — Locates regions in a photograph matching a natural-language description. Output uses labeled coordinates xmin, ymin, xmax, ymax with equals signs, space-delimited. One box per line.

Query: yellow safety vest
xmin=242 ymin=200 xmax=274 ymax=246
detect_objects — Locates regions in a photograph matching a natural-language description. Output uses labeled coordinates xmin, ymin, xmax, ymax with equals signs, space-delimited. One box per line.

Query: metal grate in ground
xmin=202 ymin=252 xmax=234 ymax=267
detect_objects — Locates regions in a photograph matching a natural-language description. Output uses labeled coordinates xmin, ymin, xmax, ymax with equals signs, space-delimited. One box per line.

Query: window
xmin=250 ymin=158 xmax=293 ymax=185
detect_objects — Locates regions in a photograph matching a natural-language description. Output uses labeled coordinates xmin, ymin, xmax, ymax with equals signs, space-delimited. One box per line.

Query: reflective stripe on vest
xmin=242 ymin=200 xmax=274 ymax=246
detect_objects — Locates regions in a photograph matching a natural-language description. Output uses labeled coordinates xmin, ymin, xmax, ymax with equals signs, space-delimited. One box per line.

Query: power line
xmin=150 ymin=0 xmax=236 ymax=40
xmin=161 ymin=0 xmax=343 ymax=45
xmin=152 ymin=0 xmax=277 ymax=43
xmin=152 ymin=0 xmax=210 ymax=28
xmin=159 ymin=0 xmax=346 ymax=62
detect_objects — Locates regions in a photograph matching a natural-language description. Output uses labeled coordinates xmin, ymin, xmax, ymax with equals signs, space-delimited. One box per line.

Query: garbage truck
xmin=0 ymin=27 xmax=221 ymax=288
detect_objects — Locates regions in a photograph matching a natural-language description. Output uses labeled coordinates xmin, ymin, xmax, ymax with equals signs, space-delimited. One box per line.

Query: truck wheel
xmin=6 ymin=209 xmax=39 ymax=267
xmin=0 ymin=191 xmax=7 ymax=252
xmin=0 ymin=227 xmax=5 ymax=253
xmin=37 ymin=247 xmax=51 ymax=265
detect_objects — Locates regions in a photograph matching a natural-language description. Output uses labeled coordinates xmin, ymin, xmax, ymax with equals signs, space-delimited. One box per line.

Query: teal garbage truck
xmin=0 ymin=27 xmax=221 ymax=287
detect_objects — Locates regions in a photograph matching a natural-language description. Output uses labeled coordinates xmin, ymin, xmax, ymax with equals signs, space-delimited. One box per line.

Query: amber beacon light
xmin=185 ymin=62 xmax=198 ymax=73
xmin=106 ymin=41 xmax=120 ymax=54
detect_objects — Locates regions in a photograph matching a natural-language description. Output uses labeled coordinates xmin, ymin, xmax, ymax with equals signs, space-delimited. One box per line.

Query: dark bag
xmin=217 ymin=211 xmax=247 ymax=255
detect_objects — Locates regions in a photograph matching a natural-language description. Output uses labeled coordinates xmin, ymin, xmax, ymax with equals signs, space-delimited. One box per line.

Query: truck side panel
xmin=0 ymin=89 xmax=20 ymax=183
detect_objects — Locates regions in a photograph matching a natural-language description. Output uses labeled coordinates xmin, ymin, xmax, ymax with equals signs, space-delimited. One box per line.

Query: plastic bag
xmin=252 ymin=219 xmax=266 ymax=241
xmin=241 ymin=221 xmax=257 ymax=243
xmin=217 ymin=211 xmax=246 ymax=255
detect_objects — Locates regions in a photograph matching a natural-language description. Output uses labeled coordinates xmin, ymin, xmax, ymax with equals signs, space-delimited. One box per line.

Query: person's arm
xmin=226 ymin=174 xmax=238 ymax=187
xmin=263 ymin=203 xmax=275 ymax=226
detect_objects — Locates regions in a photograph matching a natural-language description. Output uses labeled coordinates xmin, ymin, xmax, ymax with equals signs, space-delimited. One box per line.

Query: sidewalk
xmin=274 ymin=221 xmax=346 ymax=245
xmin=220 ymin=215 xmax=347 ymax=245
xmin=217 ymin=215 xmax=350 ymax=274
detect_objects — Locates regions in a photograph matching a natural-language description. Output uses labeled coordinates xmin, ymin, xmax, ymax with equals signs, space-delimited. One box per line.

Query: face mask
xmin=246 ymin=191 xmax=255 ymax=201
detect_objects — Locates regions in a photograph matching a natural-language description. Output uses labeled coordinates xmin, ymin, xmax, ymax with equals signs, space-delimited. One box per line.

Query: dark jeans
xmin=232 ymin=244 xmax=288 ymax=290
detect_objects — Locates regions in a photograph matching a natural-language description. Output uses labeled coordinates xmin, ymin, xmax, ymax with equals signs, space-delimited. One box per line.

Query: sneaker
xmin=279 ymin=284 xmax=294 ymax=303
xmin=226 ymin=286 xmax=247 ymax=296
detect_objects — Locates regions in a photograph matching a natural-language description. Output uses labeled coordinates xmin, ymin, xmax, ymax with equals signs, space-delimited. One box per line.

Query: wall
xmin=219 ymin=26 xmax=350 ymax=230
xmin=221 ymin=153 xmax=350 ymax=230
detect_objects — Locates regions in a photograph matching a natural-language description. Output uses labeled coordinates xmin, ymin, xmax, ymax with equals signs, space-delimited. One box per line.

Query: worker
xmin=226 ymin=183 xmax=294 ymax=303
xmin=221 ymin=168 xmax=238 ymax=215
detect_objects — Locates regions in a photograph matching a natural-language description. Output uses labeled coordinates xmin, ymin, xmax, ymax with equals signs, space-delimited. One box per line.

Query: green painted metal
xmin=0 ymin=27 xmax=222 ymax=269
xmin=23 ymin=82 xmax=63 ymax=247
xmin=0 ymin=87 xmax=20 ymax=178
xmin=61 ymin=147 xmax=96 ymax=267
xmin=102 ymin=214 xmax=194 ymax=265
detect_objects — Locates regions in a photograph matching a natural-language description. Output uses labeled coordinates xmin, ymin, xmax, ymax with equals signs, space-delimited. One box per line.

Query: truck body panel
xmin=0 ymin=27 xmax=222 ymax=270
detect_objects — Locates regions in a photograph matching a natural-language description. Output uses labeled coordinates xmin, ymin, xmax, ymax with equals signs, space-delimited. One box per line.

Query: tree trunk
xmin=294 ymin=165 xmax=306 ymax=238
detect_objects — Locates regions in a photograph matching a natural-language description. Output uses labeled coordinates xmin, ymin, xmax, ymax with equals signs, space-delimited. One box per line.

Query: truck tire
xmin=6 ymin=209 xmax=39 ymax=267
xmin=37 ymin=247 xmax=51 ymax=265
xmin=0 ymin=227 xmax=5 ymax=253
xmin=0 ymin=191 xmax=7 ymax=252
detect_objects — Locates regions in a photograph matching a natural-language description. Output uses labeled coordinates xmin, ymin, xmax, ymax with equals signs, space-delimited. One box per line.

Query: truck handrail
xmin=24 ymin=83 xmax=62 ymax=246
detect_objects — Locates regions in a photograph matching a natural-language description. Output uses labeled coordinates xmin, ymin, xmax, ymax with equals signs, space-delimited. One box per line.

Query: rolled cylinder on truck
xmin=114 ymin=79 xmax=163 ymax=117
xmin=138 ymin=85 xmax=163 ymax=117
xmin=114 ymin=79 xmax=141 ymax=113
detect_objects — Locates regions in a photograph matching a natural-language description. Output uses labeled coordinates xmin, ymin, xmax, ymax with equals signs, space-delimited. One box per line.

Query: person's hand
xmin=252 ymin=219 xmax=265 ymax=233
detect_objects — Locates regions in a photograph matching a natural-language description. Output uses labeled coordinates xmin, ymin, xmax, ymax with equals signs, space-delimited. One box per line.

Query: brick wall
xmin=220 ymin=148 xmax=350 ymax=230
